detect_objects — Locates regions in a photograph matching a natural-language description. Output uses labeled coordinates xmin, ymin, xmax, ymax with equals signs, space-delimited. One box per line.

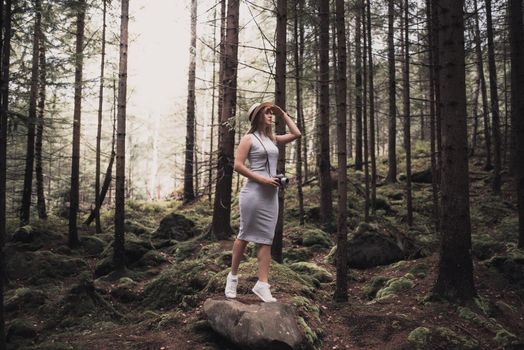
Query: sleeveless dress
xmin=237 ymin=131 xmax=279 ymax=245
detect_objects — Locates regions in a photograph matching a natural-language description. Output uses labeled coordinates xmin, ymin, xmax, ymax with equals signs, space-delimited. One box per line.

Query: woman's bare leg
xmin=231 ymin=239 xmax=248 ymax=275
xmin=256 ymin=244 xmax=271 ymax=283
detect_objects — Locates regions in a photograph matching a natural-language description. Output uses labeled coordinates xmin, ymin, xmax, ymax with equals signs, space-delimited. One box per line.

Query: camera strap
xmin=251 ymin=132 xmax=272 ymax=176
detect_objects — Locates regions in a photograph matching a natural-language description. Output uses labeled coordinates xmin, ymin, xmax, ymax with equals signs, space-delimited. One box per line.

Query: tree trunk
xmin=354 ymin=1 xmax=363 ymax=171
xmin=426 ymin=0 xmax=440 ymax=232
xmin=366 ymin=0 xmax=376 ymax=211
xmin=208 ymin=6 xmax=218 ymax=205
xmin=294 ymin=0 xmax=304 ymax=226
xmin=0 ymin=1 xmax=12 ymax=347
xmin=114 ymin=0 xmax=130 ymax=269
xmin=94 ymin=0 xmax=107 ymax=233
xmin=35 ymin=31 xmax=46 ymax=219
xmin=403 ymin=0 xmax=413 ymax=226
xmin=509 ymin=0 xmax=524 ymax=247
xmin=318 ymin=0 xmax=333 ymax=226
xmin=183 ymin=0 xmax=197 ymax=203
xmin=485 ymin=0 xmax=502 ymax=194
xmin=473 ymin=0 xmax=492 ymax=170
xmin=68 ymin=0 xmax=85 ymax=248
xmin=362 ymin=2 xmax=370 ymax=222
xmin=386 ymin=0 xmax=397 ymax=183
xmin=20 ymin=0 xmax=42 ymax=225
xmin=299 ymin=1 xmax=308 ymax=182
xmin=334 ymin=0 xmax=348 ymax=302
xmin=210 ymin=0 xmax=240 ymax=240
xmin=470 ymin=77 xmax=480 ymax=156
xmin=432 ymin=0 xmax=476 ymax=302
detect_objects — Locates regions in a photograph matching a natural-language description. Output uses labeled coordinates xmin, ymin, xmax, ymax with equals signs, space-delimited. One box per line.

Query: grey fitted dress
xmin=237 ymin=131 xmax=279 ymax=245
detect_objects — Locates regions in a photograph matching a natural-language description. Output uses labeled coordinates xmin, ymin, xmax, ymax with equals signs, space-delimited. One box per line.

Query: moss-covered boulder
xmin=142 ymin=260 xmax=215 ymax=309
xmin=5 ymin=250 xmax=88 ymax=285
xmin=125 ymin=219 xmax=153 ymax=236
xmin=153 ymin=212 xmax=197 ymax=240
xmin=80 ymin=235 xmax=107 ymax=256
xmin=472 ymin=234 xmax=505 ymax=260
xmin=205 ymin=258 xmax=319 ymax=300
xmin=4 ymin=288 xmax=47 ymax=312
xmin=6 ymin=318 xmax=37 ymax=341
xmin=375 ymin=274 xmax=415 ymax=301
xmin=95 ymin=234 xmax=153 ymax=277
xmin=362 ymin=276 xmax=389 ymax=299
xmin=407 ymin=326 xmax=479 ymax=349
xmin=134 ymin=250 xmax=168 ymax=268
xmin=9 ymin=224 xmax=63 ymax=251
xmin=287 ymin=262 xmax=333 ymax=283
xmin=109 ymin=277 xmax=140 ymax=302
xmin=485 ymin=248 xmax=524 ymax=288
xmin=283 ymin=247 xmax=314 ymax=263
xmin=302 ymin=229 xmax=333 ymax=249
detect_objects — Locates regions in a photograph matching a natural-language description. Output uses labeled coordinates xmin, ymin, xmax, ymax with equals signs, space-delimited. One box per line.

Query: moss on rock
xmin=4 ymin=288 xmax=47 ymax=312
xmin=407 ymin=327 xmax=431 ymax=348
xmin=287 ymin=262 xmax=333 ymax=283
xmin=302 ymin=229 xmax=333 ymax=249
xmin=363 ymin=276 xmax=389 ymax=299
xmin=283 ymin=247 xmax=314 ymax=263
xmin=375 ymin=274 xmax=414 ymax=301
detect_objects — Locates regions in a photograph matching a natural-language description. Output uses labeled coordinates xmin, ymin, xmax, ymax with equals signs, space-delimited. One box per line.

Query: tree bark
xmin=509 ymin=0 xmax=524 ymax=247
xmin=35 ymin=31 xmax=46 ymax=220
xmin=403 ymin=0 xmax=413 ymax=226
xmin=318 ymin=0 xmax=333 ymax=226
xmin=362 ymin=2 xmax=370 ymax=222
xmin=473 ymin=0 xmax=492 ymax=170
xmin=210 ymin=0 xmax=240 ymax=240
xmin=485 ymin=0 xmax=502 ymax=194
xmin=366 ymin=0 xmax=376 ymax=211
xmin=432 ymin=0 xmax=476 ymax=302
xmin=0 ymin=1 xmax=12 ymax=347
xmin=114 ymin=0 xmax=130 ymax=269
xmin=334 ymin=0 xmax=348 ymax=302
xmin=68 ymin=0 xmax=85 ymax=248
xmin=354 ymin=1 xmax=363 ymax=171
xmin=183 ymin=0 xmax=197 ymax=203
xmin=294 ymin=0 xmax=304 ymax=226
xmin=20 ymin=0 xmax=42 ymax=225
xmin=386 ymin=0 xmax=397 ymax=183
xmin=208 ymin=5 xmax=219 ymax=205
xmin=94 ymin=0 xmax=107 ymax=233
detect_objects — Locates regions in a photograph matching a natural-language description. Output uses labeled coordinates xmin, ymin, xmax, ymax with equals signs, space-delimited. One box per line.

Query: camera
xmin=273 ymin=174 xmax=289 ymax=187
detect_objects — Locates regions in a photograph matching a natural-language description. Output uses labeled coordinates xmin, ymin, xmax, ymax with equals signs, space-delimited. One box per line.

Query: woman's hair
xmin=247 ymin=101 xmax=275 ymax=141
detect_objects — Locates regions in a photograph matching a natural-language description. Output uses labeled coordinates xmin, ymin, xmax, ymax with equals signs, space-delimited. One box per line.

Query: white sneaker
xmin=225 ymin=272 xmax=238 ymax=299
xmin=252 ymin=280 xmax=277 ymax=302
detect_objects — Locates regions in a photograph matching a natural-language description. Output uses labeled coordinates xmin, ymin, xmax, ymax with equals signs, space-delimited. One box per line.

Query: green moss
xmin=297 ymin=316 xmax=319 ymax=348
xmin=302 ymin=229 xmax=333 ymax=249
xmin=5 ymin=288 xmax=47 ymax=312
xmin=291 ymin=296 xmax=321 ymax=324
xmin=375 ymin=275 xmax=414 ymax=301
xmin=494 ymin=329 xmax=518 ymax=347
xmin=134 ymin=250 xmax=168 ymax=268
xmin=80 ymin=235 xmax=107 ymax=256
xmin=409 ymin=264 xmax=429 ymax=279
xmin=283 ymin=247 xmax=314 ymax=263
xmin=287 ymin=262 xmax=333 ymax=283
xmin=323 ymin=245 xmax=337 ymax=265
xmin=434 ymin=327 xmax=479 ymax=349
xmin=407 ymin=327 xmax=431 ymax=348
xmin=205 ymin=258 xmax=318 ymax=300
xmin=363 ymin=276 xmax=389 ymax=299
xmin=471 ymin=234 xmax=505 ymax=260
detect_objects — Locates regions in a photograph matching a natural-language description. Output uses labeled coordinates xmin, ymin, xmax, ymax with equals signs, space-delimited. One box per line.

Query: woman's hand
xmin=270 ymin=105 xmax=286 ymax=118
xmin=256 ymin=175 xmax=279 ymax=188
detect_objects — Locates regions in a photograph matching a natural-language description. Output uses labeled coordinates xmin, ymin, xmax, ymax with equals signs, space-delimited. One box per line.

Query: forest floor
xmin=4 ymin=153 xmax=524 ymax=350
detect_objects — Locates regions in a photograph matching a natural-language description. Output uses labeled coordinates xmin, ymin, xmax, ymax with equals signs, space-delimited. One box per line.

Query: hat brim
xmin=248 ymin=101 xmax=273 ymax=122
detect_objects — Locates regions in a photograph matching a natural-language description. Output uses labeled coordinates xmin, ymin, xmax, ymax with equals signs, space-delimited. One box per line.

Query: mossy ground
xmin=4 ymin=152 xmax=524 ymax=349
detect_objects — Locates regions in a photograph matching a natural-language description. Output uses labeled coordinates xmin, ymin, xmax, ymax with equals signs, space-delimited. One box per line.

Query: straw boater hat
xmin=247 ymin=101 xmax=273 ymax=122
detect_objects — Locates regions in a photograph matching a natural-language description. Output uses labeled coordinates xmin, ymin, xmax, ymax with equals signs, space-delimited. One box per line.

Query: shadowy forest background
xmin=0 ymin=0 xmax=523 ymax=348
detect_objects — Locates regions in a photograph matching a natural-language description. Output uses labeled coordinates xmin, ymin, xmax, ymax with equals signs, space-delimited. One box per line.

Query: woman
xmin=224 ymin=101 xmax=301 ymax=302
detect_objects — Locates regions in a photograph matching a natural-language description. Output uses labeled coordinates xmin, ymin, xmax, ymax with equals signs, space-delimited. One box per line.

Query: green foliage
xmin=409 ymin=264 xmax=429 ymax=279
xmin=375 ymin=274 xmax=414 ymax=301
xmin=283 ymin=247 xmax=314 ymax=263
xmin=363 ymin=276 xmax=389 ymax=299
xmin=407 ymin=327 xmax=431 ymax=348
xmin=302 ymin=229 xmax=333 ymax=249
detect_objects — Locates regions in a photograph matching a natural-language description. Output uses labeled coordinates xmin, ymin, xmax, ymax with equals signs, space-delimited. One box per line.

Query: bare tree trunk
xmin=94 ymin=0 xmax=107 ymax=233
xmin=299 ymin=1 xmax=308 ymax=182
xmin=354 ymin=1 xmax=363 ymax=171
xmin=68 ymin=0 xmax=85 ymax=248
xmin=21 ymin=0 xmax=42 ymax=225
xmin=432 ymin=0 xmax=476 ymax=302
xmin=114 ymin=0 xmax=129 ymax=269
xmin=509 ymin=0 xmax=524 ymax=247
xmin=366 ymin=0 xmax=376 ymax=212
xmin=485 ymin=0 xmax=502 ymax=194
xmin=210 ymin=0 xmax=240 ymax=240
xmin=334 ymin=0 xmax=348 ymax=302
xmin=426 ymin=0 xmax=440 ymax=232
xmin=386 ymin=0 xmax=397 ymax=183
xmin=0 ymin=1 xmax=12 ymax=347
xmin=35 ymin=32 xmax=46 ymax=219
xmin=272 ymin=0 xmax=286 ymax=262
xmin=183 ymin=0 xmax=197 ymax=203
xmin=208 ymin=7 xmax=217 ymax=205
xmin=362 ymin=3 xmax=370 ymax=222
xmin=294 ymin=0 xmax=304 ymax=225
xmin=473 ymin=0 xmax=492 ymax=170
xmin=403 ymin=0 xmax=413 ymax=227
xmin=318 ymin=0 xmax=333 ymax=226
xmin=470 ymin=78 xmax=480 ymax=156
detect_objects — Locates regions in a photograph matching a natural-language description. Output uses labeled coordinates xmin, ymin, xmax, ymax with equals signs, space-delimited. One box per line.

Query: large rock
xmin=204 ymin=299 xmax=306 ymax=350
xmin=333 ymin=223 xmax=423 ymax=269
xmin=153 ymin=212 xmax=197 ymax=240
